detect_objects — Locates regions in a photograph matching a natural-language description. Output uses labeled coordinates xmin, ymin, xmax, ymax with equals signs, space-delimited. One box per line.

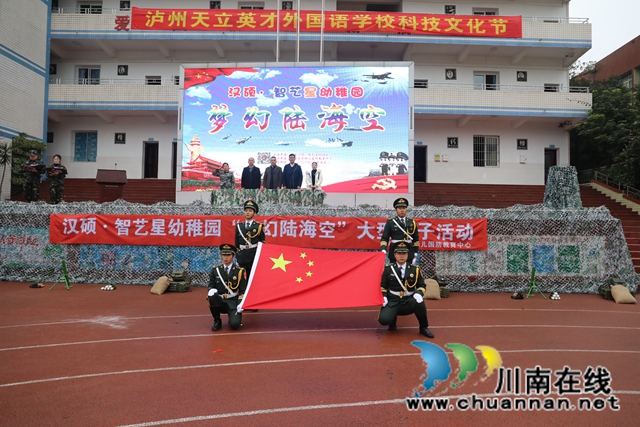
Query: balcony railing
xmin=415 ymin=82 xmax=590 ymax=93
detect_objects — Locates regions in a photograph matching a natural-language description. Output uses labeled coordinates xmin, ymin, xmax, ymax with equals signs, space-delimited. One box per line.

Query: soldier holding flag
xmin=380 ymin=197 xmax=420 ymax=264
xmin=207 ymin=244 xmax=247 ymax=331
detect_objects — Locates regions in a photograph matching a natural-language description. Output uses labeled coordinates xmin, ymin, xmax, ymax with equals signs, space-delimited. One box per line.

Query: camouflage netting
xmin=0 ymin=166 xmax=638 ymax=293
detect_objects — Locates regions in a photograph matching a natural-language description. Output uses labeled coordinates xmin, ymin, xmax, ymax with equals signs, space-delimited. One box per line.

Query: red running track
xmin=1 ymin=282 xmax=639 ymax=427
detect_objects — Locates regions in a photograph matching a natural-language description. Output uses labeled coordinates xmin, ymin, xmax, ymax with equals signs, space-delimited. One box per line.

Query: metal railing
xmin=415 ymin=82 xmax=590 ymax=93
xmin=591 ymin=170 xmax=640 ymax=201
xmin=49 ymin=78 xmax=179 ymax=85
xmin=50 ymin=9 xmax=589 ymax=25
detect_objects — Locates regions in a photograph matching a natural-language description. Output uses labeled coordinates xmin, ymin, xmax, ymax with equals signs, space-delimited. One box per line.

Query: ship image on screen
xmin=180 ymin=65 xmax=410 ymax=193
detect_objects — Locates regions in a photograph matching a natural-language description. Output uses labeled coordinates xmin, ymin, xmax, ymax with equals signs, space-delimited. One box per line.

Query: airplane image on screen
xmin=235 ymin=136 xmax=252 ymax=144
xmin=362 ymin=72 xmax=394 ymax=82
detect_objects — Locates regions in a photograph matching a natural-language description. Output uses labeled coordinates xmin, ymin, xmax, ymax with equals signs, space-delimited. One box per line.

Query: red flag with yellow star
xmin=239 ymin=243 xmax=385 ymax=310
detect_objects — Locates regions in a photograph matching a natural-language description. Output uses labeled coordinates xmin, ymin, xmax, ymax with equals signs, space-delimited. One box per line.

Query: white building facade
xmin=3 ymin=0 xmax=592 ymax=203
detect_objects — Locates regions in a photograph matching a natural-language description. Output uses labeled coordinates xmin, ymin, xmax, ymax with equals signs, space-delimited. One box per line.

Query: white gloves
xmin=383 ymin=296 xmax=388 ymax=307
xmin=413 ymin=293 xmax=424 ymax=304
xmin=381 ymin=249 xmax=387 ymax=255
xmin=236 ymin=306 xmax=244 ymax=313
xmin=208 ymin=288 xmax=218 ymax=296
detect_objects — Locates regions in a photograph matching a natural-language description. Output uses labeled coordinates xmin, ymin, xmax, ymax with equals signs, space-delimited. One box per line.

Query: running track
xmin=1 ymin=282 xmax=639 ymax=426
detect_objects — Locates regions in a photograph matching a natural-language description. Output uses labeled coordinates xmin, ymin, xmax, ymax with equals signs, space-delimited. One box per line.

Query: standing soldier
xmin=235 ymin=200 xmax=265 ymax=279
xmin=21 ymin=150 xmax=45 ymax=202
xmin=380 ymin=197 xmax=420 ymax=264
xmin=378 ymin=242 xmax=434 ymax=338
xmin=207 ymin=244 xmax=247 ymax=331
xmin=46 ymin=154 xmax=68 ymax=204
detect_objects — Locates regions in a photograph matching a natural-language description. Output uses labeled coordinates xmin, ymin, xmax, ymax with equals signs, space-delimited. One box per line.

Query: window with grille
xmin=146 ymin=76 xmax=162 ymax=85
xmin=210 ymin=1 xmax=221 ymax=8
xmin=473 ymin=136 xmax=499 ymax=167
xmin=472 ymin=8 xmax=498 ymax=16
xmin=239 ymin=2 xmax=264 ymax=9
xmin=544 ymin=83 xmax=560 ymax=92
xmin=78 ymin=2 xmax=102 ymax=14
xmin=414 ymin=79 xmax=428 ymax=88
xmin=77 ymin=67 xmax=100 ymax=85
xmin=474 ymin=72 xmax=499 ymax=90
xmin=74 ymin=132 xmax=98 ymax=162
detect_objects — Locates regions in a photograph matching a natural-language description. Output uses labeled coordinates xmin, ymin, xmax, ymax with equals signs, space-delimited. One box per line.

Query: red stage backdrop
xmin=239 ymin=243 xmax=385 ymax=310
xmin=49 ymin=214 xmax=487 ymax=250
xmin=125 ymin=8 xmax=522 ymax=38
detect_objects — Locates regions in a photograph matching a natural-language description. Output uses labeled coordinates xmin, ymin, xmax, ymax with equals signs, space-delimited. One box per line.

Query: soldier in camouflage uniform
xmin=212 ymin=162 xmax=236 ymax=189
xmin=21 ymin=150 xmax=45 ymax=203
xmin=46 ymin=154 xmax=68 ymax=204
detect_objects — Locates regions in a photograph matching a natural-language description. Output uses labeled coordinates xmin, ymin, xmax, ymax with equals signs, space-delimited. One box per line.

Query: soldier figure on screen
xmin=212 ymin=162 xmax=235 ymax=189
xmin=207 ymin=244 xmax=247 ymax=331
xmin=378 ymin=242 xmax=434 ymax=338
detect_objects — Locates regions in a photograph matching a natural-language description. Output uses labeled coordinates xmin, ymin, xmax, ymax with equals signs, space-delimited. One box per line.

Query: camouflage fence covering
xmin=1 ymin=166 xmax=637 ymax=293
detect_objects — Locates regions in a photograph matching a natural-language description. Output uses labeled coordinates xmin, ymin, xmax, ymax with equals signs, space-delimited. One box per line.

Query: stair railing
xmin=593 ymin=171 xmax=640 ymax=202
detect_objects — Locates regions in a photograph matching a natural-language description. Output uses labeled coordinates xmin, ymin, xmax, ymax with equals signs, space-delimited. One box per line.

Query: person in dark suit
xmin=282 ymin=153 xmax=303 ymax=189
xmin=378 ymin=242 xmax=434 ymax=338
xmin=262 ymin=156 xmax=282 ymax=189
xmin=241 ymin=157 xmax=261 ymax=189
xmin=207 ymin=244 xmax=247 ymax=331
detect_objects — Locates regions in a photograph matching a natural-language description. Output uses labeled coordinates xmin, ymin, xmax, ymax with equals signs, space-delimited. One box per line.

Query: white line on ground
xmin=2 ymin=349 xmax=640 ymax=389
xmin=113 ymin=390 xmax=640 ymax=427
xmin=1 ymin=307 xmax=637 ymax=329
xmin=2 ymin=324 xmax=640 ymax=352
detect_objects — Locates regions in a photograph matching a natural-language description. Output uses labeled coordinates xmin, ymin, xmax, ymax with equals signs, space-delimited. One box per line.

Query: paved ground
xmin=1 ymin=282 xmax=639 ymax=427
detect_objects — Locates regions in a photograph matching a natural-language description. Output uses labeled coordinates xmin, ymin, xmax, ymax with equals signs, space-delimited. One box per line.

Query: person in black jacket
xmin=240 ymin=157 xmax=261 ymax=189
xmin=282 ymin=153 xmax=303 ymax=189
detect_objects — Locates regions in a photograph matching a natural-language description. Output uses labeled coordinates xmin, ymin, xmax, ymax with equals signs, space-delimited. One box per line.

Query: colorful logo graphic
xmin=411 ymin=341 xmax=502 ymax=396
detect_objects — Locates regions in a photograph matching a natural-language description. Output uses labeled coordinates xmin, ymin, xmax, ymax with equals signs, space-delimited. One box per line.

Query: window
xmin=414 ymin=79 xmax=428 ymax=89
xmin=47 ymin=132 xmax=54 ymax=144
xmin=444 ymin=5 xmax=456 ymax=14
xmin=146 ymin=76 xmax=162 ymax=85
xmin=173 ymin=75 xmax=180 ymax=85
xmin=78 ymin=2 xmax=102 ymax=14
xmin=621 ymin=73 xmax=632 ymax=89
xmin=74 ymin=132 xmax=98 ymax=162
xmin=119 ymin=1 xmax=130 ymax=10
xmin=77 ymin=67 xmax=100 ymax=85
xmin=544 ymin=84 xmax=560 ymax=92
xmin=473 ymin=136 xmax=499 ymax=167
xmin=472 ymin=8 xmax=498 ymax=16
xmin=474 ymin=72 xmax=499 ymax=90
xmin=282 ymin=1 xmax=293 ymax=10
xmin=210 ymin=1 xmax=221 ymax=8
xmin=239 ymin=3 xmax=264 ymax=9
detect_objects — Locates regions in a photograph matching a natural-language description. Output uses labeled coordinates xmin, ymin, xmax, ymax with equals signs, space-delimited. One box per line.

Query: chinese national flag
xmin=239 ymin=243 xmax=385 ymax=310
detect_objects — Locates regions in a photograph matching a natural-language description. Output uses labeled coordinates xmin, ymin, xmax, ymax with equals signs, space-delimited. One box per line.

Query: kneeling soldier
xmin=207 ymin=244 xmax=247 ymax=331
xmin=379 ymin=242 xmax=434 ymax=338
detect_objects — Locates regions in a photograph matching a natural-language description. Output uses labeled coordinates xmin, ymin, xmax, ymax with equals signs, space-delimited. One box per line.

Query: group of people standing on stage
xmin=207 ymin=197 xmax=434 ymax=339
xmin=20 ymin=150 xmax=68 ymax=204
xmin=213 ymin=154 xmax=324 ymax=191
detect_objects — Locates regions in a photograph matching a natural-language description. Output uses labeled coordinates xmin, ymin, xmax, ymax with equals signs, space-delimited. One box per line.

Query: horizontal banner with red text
xmin=50 ymin=214 xmax=487 ymax=250
xmin=128 ymin=8 xmax=522 ymax=38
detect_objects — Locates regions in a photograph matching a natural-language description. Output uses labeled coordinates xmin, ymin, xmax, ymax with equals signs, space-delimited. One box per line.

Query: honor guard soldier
xmin=378 ymin=242 xmax=434 ymax=338
xmin=207 ymin=244 xmax=247 ymax=331
xmin=380 ymin=198 xmax=420 ymax=264
xmin=235 ymin=200 xmax=266 ymax=278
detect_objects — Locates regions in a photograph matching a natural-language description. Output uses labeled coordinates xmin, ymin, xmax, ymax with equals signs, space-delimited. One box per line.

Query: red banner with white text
xmin=128 ymin=8 xmax=522 ymax=38
xmin=49 ymin=214 xmax=487 ymax=250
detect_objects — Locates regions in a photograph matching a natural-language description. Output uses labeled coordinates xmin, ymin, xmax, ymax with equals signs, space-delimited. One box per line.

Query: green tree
xmin=10 ymin=133 xmax=47 ymax=190
xmin=570 ymin=77 xmax=640 ymax=187
xmin=0 ymin=142 xmax=12 ymax=201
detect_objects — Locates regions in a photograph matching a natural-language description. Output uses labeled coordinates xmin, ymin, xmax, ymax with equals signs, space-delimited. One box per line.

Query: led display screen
xmin=181 ymin=65 xmax=410 ymax=193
